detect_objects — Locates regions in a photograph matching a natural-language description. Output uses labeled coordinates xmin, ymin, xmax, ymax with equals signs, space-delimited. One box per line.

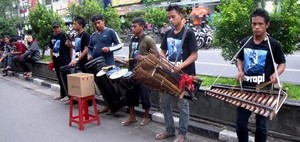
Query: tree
xmin=212 ymin=0 xmax=300 ymax=61
xmin=0 ymin=0 xmax=18 ymax=19
xmin=66 ymin=0 xmax=121 ymax=33
xmin=145 ymin=7 xmax=168 ymax=28
xmin=29 ymin=3 xmax=65 ymax=58
xmin=0 ymin=17 xmax=17 ymax=36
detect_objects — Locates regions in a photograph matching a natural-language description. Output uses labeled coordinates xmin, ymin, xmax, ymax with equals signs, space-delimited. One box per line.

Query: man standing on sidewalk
xmin=121 ymin=17 xmax=158 ymax=126
xmin=235 ymin=8 xmax=286 ymax=142
xmin=68 ymin=16 xmax=90 ymax=73
xmin=155 ymin=4 xmax=198 ymax=142
xmin=88 ymin=14 xmax=123 ymax=114
xmin=50 ymin=21 xmax=72 ymax=102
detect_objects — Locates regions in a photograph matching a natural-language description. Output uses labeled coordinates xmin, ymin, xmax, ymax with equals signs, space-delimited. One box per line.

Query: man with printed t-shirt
xmin=121 ymin=17 xmax=158 ymax=127
xmin=235 ymin=8 xmax=286 ymax=142
xmin=68 ymin=16 xmax=90 ymax=73
xmin=155 ymin=4 xmax=198 ymax=142
xmin=50 ymin=21 xmax=72 ymax=102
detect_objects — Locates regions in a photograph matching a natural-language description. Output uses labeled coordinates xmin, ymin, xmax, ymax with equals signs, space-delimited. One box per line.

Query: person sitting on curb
xmin=2 ymin=37 xmax=26 ymax=76
xmin=19 ymin=35 xmax=40 ymax=78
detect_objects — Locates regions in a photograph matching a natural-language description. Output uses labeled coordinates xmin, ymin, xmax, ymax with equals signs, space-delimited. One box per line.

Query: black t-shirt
xmin=74 ymin=31 xmax=90 ymax=64
xmin=160 ymin=27 xmax=198 ymax=75
xmin=130 ymin=37 xmax=140 ymax=59
xmin=49 ymin=32 xmax=71 ymax=62
xmin=128 ymin=37 xmax=141 ymax=70
xmin=237 ymin=36 xmax=286 ymax=85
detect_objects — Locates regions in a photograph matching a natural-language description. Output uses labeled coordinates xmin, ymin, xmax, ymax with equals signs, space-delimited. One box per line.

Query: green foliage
xmin=145 ymin=7 xmax=168 ymax=28
xmin=0 ymin=0 xmax=19 ymax=19
xmin=212 ymin=0 xmax=300 ymax=61
xmin=66 ymin=0 xmax=121 ymax=33
xmin=123 ymin=10 xmax=146 ymax=30
xmin=102 ymin=6 xmax=121 ymax=33
xmin=212 ymin=0 xmax=257 ymax=61
xmin=0 ymin=17 xmax=17 ymax=36
xmin=268 ymin=0 xmax=300 ymax=54
xmin=28 ymin=3 xmax=65 ymax=58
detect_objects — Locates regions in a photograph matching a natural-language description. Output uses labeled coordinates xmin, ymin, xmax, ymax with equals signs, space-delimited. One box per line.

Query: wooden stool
xmin=69 ymin=95 xmax=100 ymax=130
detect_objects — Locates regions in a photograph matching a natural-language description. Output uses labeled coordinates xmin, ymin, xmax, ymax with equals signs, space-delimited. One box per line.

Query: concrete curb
xmin=9 ymin=72 xmax=253 ymax=142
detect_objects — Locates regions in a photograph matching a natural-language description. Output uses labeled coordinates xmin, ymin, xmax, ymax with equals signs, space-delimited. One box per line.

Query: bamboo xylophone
xmin=205 ymin=84 xmax=287 ymax=120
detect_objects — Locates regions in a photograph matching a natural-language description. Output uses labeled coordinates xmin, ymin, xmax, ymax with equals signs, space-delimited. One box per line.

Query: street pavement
xmin=0 ymin=76 xmax=219 ymax=142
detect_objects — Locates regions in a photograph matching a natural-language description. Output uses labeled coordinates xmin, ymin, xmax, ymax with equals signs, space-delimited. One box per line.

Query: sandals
xmin=174 ymin=135 xmax=186 ymax=142
xmin=155 ymin=132 xmax=175 ymax=140
xmin=23 ymin=72 xmax=32 ymax=79
xmin=121 ymin=119 xmax=137 ymax=126
xmin=139 ymin=118 xmax=151 ymax=126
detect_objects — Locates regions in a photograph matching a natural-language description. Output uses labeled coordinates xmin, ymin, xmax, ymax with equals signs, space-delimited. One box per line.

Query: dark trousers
xmin=19 ymin=58 xmax=35 ymax=72
xmin=236 ymin=107 xmax=268 ymax=142
xmin=125 ymin=84 xmax=151 ymax=110
xmin=53 ymin=57 xmax=70 ymax=98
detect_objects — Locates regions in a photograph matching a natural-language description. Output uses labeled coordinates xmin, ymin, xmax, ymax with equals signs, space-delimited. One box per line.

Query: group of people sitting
xmin=0 ymin=35 xmax=40 ymax=77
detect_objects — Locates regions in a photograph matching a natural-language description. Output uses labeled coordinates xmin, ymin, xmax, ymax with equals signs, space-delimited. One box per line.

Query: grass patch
xmin=198 ymin=75 xmax=300 ymax=100
xmin=40 ymin=55 xmax=51 ymax=62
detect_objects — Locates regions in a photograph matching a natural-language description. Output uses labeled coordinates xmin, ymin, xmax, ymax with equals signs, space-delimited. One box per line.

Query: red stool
xmin=69 ymin=95 xmax=100 ymax=130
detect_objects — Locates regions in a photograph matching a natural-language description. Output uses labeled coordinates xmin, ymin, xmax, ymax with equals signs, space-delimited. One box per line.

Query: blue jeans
xmin=7 ymin=54 xmax=19 ymax=68
xmin=160 ymin=93 xmax=189 ymax=136
xmin=236 ymin=107 xmax=268 ymax=142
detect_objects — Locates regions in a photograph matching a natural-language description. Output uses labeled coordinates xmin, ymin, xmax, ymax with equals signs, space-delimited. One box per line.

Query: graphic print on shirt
xmin=166 ymin=37 xmax=182 ymax=62
xmin=131 ymin=42 xmax=139 ymax=59
xmin=243 ymin=48 xmax=267 ymax=84
xmin=52 ymin=39 xmax=61 ymax=53
xmin=74 ymin=37 xmax=81 ymax=52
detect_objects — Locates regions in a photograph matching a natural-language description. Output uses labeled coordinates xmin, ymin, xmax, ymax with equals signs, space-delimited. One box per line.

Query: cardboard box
xmin=67 ymin=73 xmax=95 ymax=98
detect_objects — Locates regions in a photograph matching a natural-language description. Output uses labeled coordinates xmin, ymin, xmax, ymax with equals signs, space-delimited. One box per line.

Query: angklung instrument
xmin=132 ymin=52 xmax=202 ymax=100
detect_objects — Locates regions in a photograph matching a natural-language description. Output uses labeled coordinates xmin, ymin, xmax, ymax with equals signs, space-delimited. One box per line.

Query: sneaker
xmin=60 ymin=96 xmax=69 ymax=102
xmin=173 ymin=135 xmax=186 ymax=142
xmin=53 ymin=96 xmax=64 ymax=100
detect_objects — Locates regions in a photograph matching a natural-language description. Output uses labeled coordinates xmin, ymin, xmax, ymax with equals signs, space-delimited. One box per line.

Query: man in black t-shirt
xmin=49 ymin=21 xmax=72 ymax=102
xmin=68 ymin=16 xmax=90 ymax=73
xmin=155 ymin=4 xmax=198 ymax=142
xmin=236 ymin=8 xmax=286 ymax=142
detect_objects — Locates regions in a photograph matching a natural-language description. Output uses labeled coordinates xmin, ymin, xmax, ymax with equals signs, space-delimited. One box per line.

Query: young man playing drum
xmin=235 ymin=8 xmax=286 ymax=142
xmin=121 ymin=17 xmax=158 ymax=126
xmin=88 ymin=14 xmax=123 ymax=115
xmin=67 ymin=16 xmax=90 ymax=73
xmin=156 ymin=4 xmax=198 ymax=142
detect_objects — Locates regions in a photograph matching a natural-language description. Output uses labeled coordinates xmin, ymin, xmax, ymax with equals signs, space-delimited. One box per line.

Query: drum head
xmin=110 ymin=69 xmax=128 ymax=79
xmin=123 ymin=71 xmax=132 ymax=78
xmin=96 ymin=70 xmax=106 ymax=77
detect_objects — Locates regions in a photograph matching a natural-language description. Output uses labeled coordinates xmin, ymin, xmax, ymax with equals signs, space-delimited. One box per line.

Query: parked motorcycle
xmin=191 ymin=25 xmax=213 ymax=49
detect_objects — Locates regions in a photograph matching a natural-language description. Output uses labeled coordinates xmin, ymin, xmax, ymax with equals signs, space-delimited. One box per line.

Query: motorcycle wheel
xmin=204 ymin=37 xmax=213 ymax=49
xmin=197 ymin=37 xmax=205 ymax=49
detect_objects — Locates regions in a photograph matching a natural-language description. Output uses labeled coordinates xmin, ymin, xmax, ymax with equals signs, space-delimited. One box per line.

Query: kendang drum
xmin=132 ymin=53 xmax=202 ymax=100
xmin=85 ymin=56 xmax=106 ymax=75
xmin=120 ymin=71 xmax=135 ymax=90
xmin=205 ymin=84 xmax=288 ymax=120
xmin=95 ymin=67 xmax=125 ymax=112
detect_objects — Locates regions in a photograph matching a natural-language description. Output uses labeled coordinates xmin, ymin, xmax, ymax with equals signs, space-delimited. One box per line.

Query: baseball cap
xmin=52 ymin=21 xmax=60 ymax=28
